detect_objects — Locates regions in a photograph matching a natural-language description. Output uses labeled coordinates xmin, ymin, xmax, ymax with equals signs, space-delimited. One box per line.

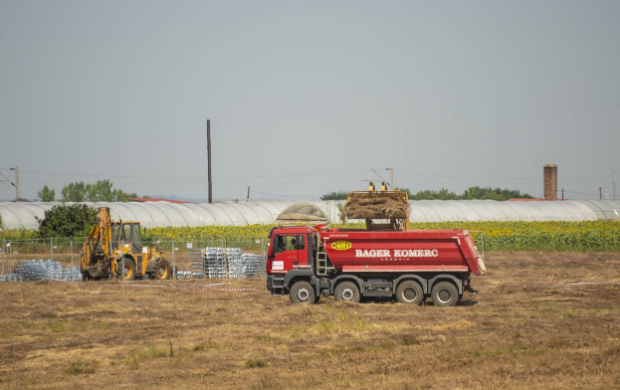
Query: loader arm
xmin=80 ymin=207 xmax=114 ymax=276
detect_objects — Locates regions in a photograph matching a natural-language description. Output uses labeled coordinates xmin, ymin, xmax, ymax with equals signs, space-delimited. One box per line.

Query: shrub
xmin=37 ymin=204 xmax=97 ymax=238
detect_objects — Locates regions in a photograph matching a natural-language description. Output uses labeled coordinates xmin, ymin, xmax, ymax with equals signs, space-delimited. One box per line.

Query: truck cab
xmin=267 ymin=227 xmax=316 ymax=294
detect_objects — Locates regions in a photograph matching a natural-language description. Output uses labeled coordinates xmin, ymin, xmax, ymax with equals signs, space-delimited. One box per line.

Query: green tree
xmin=321 ymin=186 xmax=533 ymax=201
xmin=410 ymin=188 xmax=460 ymax=200
xmin=37 ymin=204 xmax=97 ymax=238
xmin=85 ymin=180 xmax=114 ymax=201
xmin=85 ymin=180 xmax=138 ymax=201
xmin=61 ymin=182 xmax=87 ymax=202
xmin=395 ymin=187 xmax=413 ymax=197
xmin=38 ymin=185 xmax=56 ymax=202
xmin=112 ymin=189 xmax=138 ymax=202
xmin=320 ymin=191 xmax=349 ymax=200
xmin=461 ymin=186 xmax=533 ymax=201
xmin=61 ymin=180 xmax=139 ymax=202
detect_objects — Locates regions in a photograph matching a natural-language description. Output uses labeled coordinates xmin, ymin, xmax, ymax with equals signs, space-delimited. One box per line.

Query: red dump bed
xmin=321 ymin=228 xmax=485 ymax=276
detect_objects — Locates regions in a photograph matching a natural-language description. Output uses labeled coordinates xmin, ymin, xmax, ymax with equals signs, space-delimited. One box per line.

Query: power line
xmin=399 ymin=172 xmax=612 ymax=181
xmin=563 ymin=189 xmax=601 ymax=195
xmin=14 ymin=169 xmax=615 ymax=182
xmin=19 ymin=170 xmax=368 ymax=180
xmin=0 ymin=172 xmax=16 ymax=187
xmin=252 ymin=190 xmax=320 ymax=198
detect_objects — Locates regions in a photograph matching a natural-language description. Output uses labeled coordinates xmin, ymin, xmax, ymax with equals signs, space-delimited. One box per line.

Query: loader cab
xmin=111 ymin=222 xmax=143 ymax=254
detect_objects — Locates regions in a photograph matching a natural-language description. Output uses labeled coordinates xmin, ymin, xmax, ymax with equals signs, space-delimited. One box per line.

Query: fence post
xmin=224 ymin=237 xmax=229 ymax=279
xmin=50 ymin=238 xmax=53 ymax=261
xmin=172 ymin=240 xmax=176 ymax=281
xmin=1 ymin=238 xmax=5 ymax=275
xmin=261 ymin=237 xmax=265 ymax=257
xmin=70 ymin=240 xmax=74 ymax=281
xmin=121 ymin=241 xmax=125 ymax=282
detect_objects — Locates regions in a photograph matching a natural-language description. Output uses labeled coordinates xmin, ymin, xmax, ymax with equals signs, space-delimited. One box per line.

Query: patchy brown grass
xmin=0 ymin=251 xmax=619 ymax=390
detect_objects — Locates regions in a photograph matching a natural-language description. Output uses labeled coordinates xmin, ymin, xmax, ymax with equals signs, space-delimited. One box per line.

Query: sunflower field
xmin=407 ymin=221 xmax=620 ymax=251
xmin=146 ymin=221 xmax=620 ymax=252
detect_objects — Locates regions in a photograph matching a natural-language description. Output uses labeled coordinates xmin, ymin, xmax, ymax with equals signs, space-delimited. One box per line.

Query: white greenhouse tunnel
xmin=0 ymin=200 xmax=619 ymax=231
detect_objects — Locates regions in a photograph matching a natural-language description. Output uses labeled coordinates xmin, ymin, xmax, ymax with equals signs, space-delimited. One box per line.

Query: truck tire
xmin=334 ymin=281 xmax=360 ymax=303
xmin=396 ymin=280 xmax=424 ymax=305
xmin=117 ymin=257 xmax=136 ymax=281
xmin=431 ymin=281 xmax=459 ymax=307
xmin=289 ymin=281 xmax=316 ymax=304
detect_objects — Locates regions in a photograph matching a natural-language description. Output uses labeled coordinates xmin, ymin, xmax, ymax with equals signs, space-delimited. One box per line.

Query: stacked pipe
xmin=0 ymin=259 xmax=81 ymax=282
xmin=195 ymin=247 xmax=267 ymax=279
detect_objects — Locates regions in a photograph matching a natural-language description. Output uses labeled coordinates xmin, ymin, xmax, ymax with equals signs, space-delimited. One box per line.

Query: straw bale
xmin=341 ymin=197 xmax=410 ymax=220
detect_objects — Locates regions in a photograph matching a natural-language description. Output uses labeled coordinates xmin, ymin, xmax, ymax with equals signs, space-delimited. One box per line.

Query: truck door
xmin=270 ymin=235 xmax=306 ymax=274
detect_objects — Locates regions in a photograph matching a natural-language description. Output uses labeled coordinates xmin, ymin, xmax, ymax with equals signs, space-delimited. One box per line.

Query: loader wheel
xmin=153 ymin=259 xmax=172 ymax=280
xmin=396 ymin=280 xmax=424 ymax=305
xmin=117 ymin=257 xmax=136 ymax=281
xmin=431 ymin=281 xmax=459 ymax=307
xmin=289 ymin=281 xmax=315 ymax=304
xmin=334 ymin=281 xmax=360 ymax=303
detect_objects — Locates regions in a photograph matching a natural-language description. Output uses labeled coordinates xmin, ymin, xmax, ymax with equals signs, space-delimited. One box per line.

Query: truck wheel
xmin=396 ymin=280 xmax=424 ymax=305
xmin=431 ymin=281 xmax=459 ymax=307
xmin=290 ymin=281 xmax=316 ymax=304
xmin=117 ymin=257 xmax=136 ymax=281
xmin=334 ymin=281 xmax=360 ymax=303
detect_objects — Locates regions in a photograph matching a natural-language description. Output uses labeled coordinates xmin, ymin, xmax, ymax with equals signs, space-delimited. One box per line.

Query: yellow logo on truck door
xmin=331 ymin=241 xmax=352 ymax=251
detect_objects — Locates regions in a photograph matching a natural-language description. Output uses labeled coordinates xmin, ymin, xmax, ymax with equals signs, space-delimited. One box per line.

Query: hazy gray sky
xmin=1 ymin=0 xmax=618 ymax=201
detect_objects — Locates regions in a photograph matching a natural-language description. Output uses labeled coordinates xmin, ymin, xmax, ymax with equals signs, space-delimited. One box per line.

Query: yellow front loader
xmin=80 ymin=207 xmax=173 ymax=280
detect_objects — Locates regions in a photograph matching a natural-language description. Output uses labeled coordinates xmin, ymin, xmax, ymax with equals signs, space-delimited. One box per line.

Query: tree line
xmin=321 ymin=186 xmax=534 ymax=201
xmin=37 ymin=180 xmax=146 ymax=202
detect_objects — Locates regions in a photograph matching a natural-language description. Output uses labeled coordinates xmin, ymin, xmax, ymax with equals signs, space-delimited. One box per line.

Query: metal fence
xmin=0 ymin=236 xmax=269 ymax=282
xmin=187 ymin=248 xmax=266 ymax=279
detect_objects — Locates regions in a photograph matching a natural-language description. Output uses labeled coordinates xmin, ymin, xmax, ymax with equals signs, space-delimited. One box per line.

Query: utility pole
xmin=561 ymin=189 xmax=564 ymax=200
xmin=10 ymin=166 xmax=19 ymax=202
xmin=207 ymin=120 xmax=212 ymax=204
xmin=600 ymin=187 xmax=602 ymax=200
xmin=390 ymin=168 xmax=394 ymax=190
xmin=246 ymin=186 xmax=251 ymax=202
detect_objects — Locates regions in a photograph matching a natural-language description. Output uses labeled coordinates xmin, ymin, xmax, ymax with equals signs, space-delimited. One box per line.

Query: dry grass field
xmin=1 ymin=252 xmax=619 ymax=390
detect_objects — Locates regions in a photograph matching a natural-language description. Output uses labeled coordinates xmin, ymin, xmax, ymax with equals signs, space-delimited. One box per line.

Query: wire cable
xmin=252 ymin=190 xmax=321 ymax=198
xmin=19 ymin=170 xmax=368 ymax=180
xmin=0 ymin=172 xmax=16 ymax=187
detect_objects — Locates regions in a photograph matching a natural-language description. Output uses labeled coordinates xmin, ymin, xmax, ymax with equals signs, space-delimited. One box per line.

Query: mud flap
xmin=464 ymin=285 xmax=478 ymax=295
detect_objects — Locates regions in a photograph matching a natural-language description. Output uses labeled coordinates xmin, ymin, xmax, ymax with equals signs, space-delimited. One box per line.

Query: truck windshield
xmin=276 ymin=235 xmax=305 ymax=253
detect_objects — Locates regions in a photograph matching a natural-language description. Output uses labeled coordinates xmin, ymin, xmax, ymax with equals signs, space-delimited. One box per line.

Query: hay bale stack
xmin=341 ymin=196 xmax=411 ymax=220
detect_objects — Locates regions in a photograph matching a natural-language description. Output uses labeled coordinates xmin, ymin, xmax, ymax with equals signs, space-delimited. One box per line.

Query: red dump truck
xmin=267 ymin=225 xmax=486 ymax=306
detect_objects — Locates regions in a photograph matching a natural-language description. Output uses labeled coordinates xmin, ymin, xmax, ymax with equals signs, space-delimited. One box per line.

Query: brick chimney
xmin=543 ymin=164 xmax=557 ymax=200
